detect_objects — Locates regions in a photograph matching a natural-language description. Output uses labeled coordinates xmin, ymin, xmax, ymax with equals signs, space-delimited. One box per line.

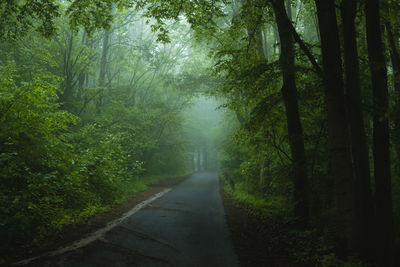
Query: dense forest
xmin=1 ymin=0 xmax=400 ymax=266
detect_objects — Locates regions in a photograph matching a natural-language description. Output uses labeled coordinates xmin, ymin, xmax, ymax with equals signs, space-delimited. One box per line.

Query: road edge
xmin=14 ymin=189 xmax=172 ymax=266
xmin=7 ymin=173 xmax=192 ymax=266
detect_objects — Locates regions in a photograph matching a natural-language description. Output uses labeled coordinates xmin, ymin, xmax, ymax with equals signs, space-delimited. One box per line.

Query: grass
xmin=116 ymin=171 xmax=192 ymax=203
xmin=1 ymin=171 xmax=193 ymax=265
xmin=52 ymin=173 xmax=188 ymax=231
xmin=223 ymin=181 xmax=292 ymax=217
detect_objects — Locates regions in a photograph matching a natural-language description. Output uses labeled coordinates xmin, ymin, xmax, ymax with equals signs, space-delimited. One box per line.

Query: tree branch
xmin=269 ymin=0 xmax=323 ymax=78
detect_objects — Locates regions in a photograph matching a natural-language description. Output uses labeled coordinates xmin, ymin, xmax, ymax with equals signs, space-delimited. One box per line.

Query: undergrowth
xmin=1 ymin=172 xmax=189 ymax=264
xmin=221 ymin=175 xmax=369 ymax=267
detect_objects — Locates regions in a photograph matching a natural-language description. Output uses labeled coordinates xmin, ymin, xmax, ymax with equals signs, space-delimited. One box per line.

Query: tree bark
xmin=365 ymin=0 xmax=394 ymax=265
xmin=97 ymin=29 xmax=110 ymax=110
xmin=272 ymin=0 xmax=309 ymax=221
xmin=271 ymin=2 xmax=323 ymax=77
xmin=60 ymin=35 xmax=74 ymax=108
xmin=192 ymin=152 xmax=196 ymax=171
xmin=314 ymin=0 xmax=359 ymax=258
xmin=256 ymin=28 xmax=265 ymax=60
xmin=385 ymin=20 xmax=400 ymax=169
xmin=272 ymin=24 xmax=281 ymax=54
xmin=285 ymin=0 xmax=292 ymax=20
xmin=203 ymin=147 xmax=208 ymax=171
xmin=197 ymin=148 xmax=201 ymax=171
xmin=340 ymin=0 xmax=374 ymax=260
xmin=99 ymin=30 xmax=110 ymax=87
xmin=262 ymin=28 xmax=268 ymax=59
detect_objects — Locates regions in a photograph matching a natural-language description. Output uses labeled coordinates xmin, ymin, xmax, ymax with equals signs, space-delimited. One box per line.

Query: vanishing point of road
xmin=25 ymin=172 xmax=239 ymax=267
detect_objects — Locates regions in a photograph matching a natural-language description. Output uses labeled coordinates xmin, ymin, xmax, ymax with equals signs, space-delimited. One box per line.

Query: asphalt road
xmin=30 ymin=172 xmax=239 ymax=267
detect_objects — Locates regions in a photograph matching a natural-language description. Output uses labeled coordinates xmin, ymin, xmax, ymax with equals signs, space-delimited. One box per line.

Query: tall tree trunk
xmin=192 ymin=152 xmax=196 ymax=171
xmin=385 ymin=20 xmax=400 ymax=169
xmin=340 ymin=0 xmax=374 ymax=260
xmin=272 ymin=0 xmax=309 ymax=221
xmin=77 ymin=32 xmax=87 ymax=91
xmin=314 ymin=0 xmax=359 ymax=258
xmin=272 ymin=24 xmax=281 ymax=54
xmin=256 ymin=28 xmax=265 ymax=59
xmin=99 ymin=30 xmax=110 ymax=87
xmin=262 ymin=28 xmax=268 ymax=59
xmin=285 ymin=0 xmax=292 ymax=20
xmin=197 ymin=149 xmax=201 ymax=171
xmin=97 ymin=30 xmax=110 ymax=110
xmin=365 ymin=0 xmax=394 ymax=265
xmin=259 ymin=153 xmax=270 ymax=194
xmin=204 ymin=147 xmax=208 ymax=171
xmin=61 ymin=35 xmax=74 ymax=108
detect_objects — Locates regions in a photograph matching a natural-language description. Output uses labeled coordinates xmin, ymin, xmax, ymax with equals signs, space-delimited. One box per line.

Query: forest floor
xmin=221 ymin=183 xmax=318 ymax=267
xmin=6 ymin=174 xmax=191 ymax=266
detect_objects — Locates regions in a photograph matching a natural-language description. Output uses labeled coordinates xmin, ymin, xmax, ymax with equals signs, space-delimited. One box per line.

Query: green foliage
xmin=0 ymin=0 xmax=59 ymax=39
xmin=319 ymin=254 xmax=368 ymax=267
xmin=210 ymin=0 xmax=336 ymax=264
xmin=0 ymin=0 xmax=131 ymax=40
xmin=0 ymin=8 xmax=201 ymax=260
xmin=224 ymin=182 xmax=292 ymax=216
xmin=0 ymin=63 xmax=79 ymax=251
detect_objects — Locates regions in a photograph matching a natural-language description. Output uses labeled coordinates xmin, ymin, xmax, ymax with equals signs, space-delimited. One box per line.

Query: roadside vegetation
xmin=212 ymin=0 xmax=400 ymax=265
xmin=0 ymin=6 xmax=211 ymax=263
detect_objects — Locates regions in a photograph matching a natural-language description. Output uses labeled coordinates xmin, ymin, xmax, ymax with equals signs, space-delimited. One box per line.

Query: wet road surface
xmin=28 ymin=172 xmax=239 ymax=267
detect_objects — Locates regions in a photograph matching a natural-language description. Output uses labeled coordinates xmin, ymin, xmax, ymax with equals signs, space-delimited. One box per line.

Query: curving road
xmin=28 ymin=172 xmax=239 ymax=267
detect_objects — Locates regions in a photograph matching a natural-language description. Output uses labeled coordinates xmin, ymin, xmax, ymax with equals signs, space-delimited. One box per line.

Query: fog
xmin=183 ymin=96 xmax=225 ymax=171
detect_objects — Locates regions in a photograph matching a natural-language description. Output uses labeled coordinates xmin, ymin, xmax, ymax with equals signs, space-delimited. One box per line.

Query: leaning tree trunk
xmin=340 ymin=0 xmax=374 ymax=260
xmin=314 ymin=0 xmax=360 ymax=258
xmin=272 ymin=0 xmax=309 ymax=221
xmin=365 ymin=0 xmax=394 ymax=265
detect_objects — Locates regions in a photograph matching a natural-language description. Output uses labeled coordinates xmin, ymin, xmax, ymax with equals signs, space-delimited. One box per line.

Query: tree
xmin=314 ymin=0 xmax=360 ymax=258
xmin=271 ymin=0 xmax=309 ymax=221
xmin=340 ymin=0 xmax=374 ymax=259
xmin=365 ymin=0 xmax=394 ymax=264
